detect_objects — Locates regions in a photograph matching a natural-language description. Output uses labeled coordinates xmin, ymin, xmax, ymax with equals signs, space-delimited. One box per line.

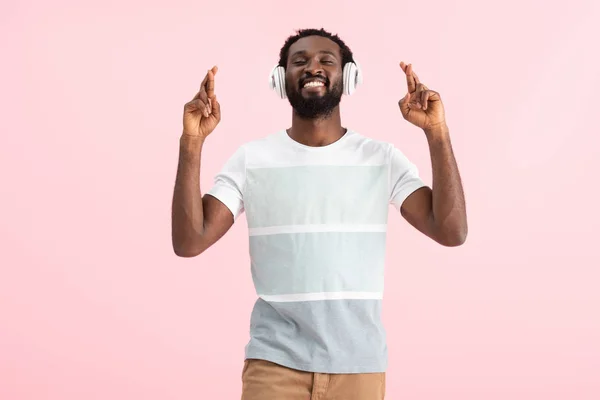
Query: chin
xmin=302 ymin=93 xmax=326 ymax=99
xmin=300 ymin=88 xmax=327 ymax=96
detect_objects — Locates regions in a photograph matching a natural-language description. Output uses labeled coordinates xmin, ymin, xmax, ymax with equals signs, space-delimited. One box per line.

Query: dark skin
xmin=171 ymin=66 xmax=233 ymax=257
xmin=397 ymin=62 xmax=468 ymax=246
xmin=171 ymin=36 xmax=466 ymax=257
xmin=284 ymin=36 xmax=346 ymax=146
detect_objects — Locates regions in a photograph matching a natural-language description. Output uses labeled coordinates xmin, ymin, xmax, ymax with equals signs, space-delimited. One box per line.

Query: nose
xmin=304 ymin=58 xmax=324 ymax=75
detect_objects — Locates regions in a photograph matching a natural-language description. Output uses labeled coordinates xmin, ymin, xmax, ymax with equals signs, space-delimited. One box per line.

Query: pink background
xmin=2 ymin=0 xmax=599 ymax=398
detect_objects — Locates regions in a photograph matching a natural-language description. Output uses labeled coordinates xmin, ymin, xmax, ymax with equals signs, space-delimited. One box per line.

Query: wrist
xmin=424 ymin=123 xmax=450 ymax=142
xmin=180 ymin=132 xmax=205 ymax=150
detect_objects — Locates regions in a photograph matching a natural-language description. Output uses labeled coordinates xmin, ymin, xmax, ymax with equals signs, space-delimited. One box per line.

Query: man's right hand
xmin=183 ymin=66 xmax=221 ymax=138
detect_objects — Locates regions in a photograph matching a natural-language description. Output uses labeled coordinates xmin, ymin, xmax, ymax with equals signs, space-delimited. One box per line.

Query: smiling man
xmin=171 ymin=28 xmax=468 ymax=399
xmin=284 ymin=38 xmax=344 ymax=120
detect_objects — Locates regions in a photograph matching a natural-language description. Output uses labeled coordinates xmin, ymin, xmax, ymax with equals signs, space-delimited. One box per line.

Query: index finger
xmin=205 ymin=65 xmax=218 ymax=98
xmin=401 ymin=62 xmax=422 ymax=92
xmin=192 ymin=71 xmax=209 ymax=100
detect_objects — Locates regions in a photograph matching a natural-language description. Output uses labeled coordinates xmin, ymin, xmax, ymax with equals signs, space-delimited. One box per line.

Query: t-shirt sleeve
xmin=389 ymin=145 xmax=428 ymax=211
xmin=206 ymin=146 xmax=246 ymax=220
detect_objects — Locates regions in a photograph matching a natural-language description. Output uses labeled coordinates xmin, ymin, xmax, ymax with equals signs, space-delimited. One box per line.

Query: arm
xmin=171 ymin=65 xmax=236 ymax=257
xmin=397 ymin=62 xmax=467 ymax=246
xmin=401 ymin=125 xmax=467 ymax=247
xmin=171 ymin=134 xmax=234 ymax=257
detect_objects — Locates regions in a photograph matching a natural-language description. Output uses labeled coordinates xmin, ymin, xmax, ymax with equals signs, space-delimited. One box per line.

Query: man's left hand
xmin=398 ymin=62 xmax=447 ymax=133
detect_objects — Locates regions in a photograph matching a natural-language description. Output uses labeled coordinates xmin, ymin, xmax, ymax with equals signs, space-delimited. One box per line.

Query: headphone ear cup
xmin=355 ymin=60 xmax=363 ymax=86
xmin=343 ymin=63 xmax=350 ymax=95
xmin=269 ymin=65 xmax=287 ymax=99
xmin=269 ymin=65 xmax=277 ymax=91
xmin=278 ymin=66 xmax=286 ymax=99
xmin=343 ymin=61 xmax=362 ymax=96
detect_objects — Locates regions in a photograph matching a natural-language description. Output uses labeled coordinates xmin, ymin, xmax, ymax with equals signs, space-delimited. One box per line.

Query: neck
xmin=287 ymin=107 xmax=346 ymax=147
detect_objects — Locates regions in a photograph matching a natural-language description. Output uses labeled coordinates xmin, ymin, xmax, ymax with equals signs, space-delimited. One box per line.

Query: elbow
xmin=436 ymin=225 xmax=468 ymax=247
xmin=173 ymin=247 xmax=203 ymax=258
xmin=441 ymin=233 xmax=467 ymax=247
xmin=172 ymin=240 xmax=204 ymax=258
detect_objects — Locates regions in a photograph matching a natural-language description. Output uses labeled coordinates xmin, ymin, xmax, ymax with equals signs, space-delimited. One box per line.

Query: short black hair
xmin=278 ymin=28 xmax=354 ymax=68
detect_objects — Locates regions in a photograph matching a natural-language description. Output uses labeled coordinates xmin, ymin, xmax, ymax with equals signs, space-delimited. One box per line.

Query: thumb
xmin=398 ymin=92 xmax=411 ymax=117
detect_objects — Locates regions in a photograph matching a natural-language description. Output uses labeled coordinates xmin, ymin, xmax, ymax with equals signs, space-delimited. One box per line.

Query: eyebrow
xmin=290 ymin=50 xmax=339 ymax=59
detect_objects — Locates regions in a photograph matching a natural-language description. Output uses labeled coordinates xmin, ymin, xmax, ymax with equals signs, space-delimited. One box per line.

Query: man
xmin=171 ymin=28 xmax=467 ymax=399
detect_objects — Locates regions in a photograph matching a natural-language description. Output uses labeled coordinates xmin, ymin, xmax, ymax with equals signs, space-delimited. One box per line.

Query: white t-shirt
xmin=207 ymin=128 xmax=426 ymax=373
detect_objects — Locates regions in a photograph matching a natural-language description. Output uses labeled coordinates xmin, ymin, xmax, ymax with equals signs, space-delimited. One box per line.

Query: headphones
xmin=269 ymin=60 xmax=363 ymax=99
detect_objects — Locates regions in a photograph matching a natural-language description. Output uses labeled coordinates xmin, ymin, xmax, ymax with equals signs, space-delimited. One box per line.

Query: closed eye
xmin=292 ymin=59 xmax=335 ymax=66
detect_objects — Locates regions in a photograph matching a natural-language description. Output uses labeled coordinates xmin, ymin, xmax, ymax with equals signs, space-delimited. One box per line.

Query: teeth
xmin=304 ymin=81 xmax=324 ymax=88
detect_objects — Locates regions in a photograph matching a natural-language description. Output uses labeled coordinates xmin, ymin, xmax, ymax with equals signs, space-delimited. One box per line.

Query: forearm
xmin=172 ymin=134 xmax=206 ymax=256
xmin=425 ymin=124 xmax=468 ymax=245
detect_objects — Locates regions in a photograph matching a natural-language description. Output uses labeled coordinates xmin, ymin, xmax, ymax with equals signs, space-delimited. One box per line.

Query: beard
xmin=286 ymin=76 xmax=344 ymax=120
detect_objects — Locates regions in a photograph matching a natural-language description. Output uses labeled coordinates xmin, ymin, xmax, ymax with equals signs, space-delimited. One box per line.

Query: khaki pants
xmin=241 ymin=359 xmax=386 ymax=400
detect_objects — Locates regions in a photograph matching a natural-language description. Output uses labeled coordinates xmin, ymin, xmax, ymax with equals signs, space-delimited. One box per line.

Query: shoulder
xmin=221 ymin=131 xmax=283 ymax=162
xmin=235 ymin=130 xmax=286 ymax=153
xmin=345 ymin=129 xmax=399 ymax=161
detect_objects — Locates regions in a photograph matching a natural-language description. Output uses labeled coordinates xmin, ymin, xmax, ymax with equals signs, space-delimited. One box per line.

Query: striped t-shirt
xmin=207 ymin=129 xmax=426 ymax=373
